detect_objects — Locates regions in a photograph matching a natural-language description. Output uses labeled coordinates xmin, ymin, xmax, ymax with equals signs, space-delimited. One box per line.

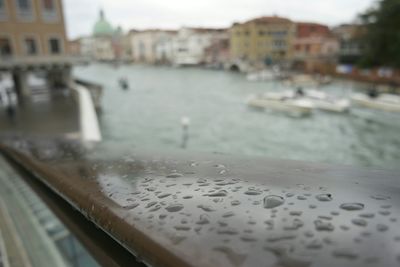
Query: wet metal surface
xmin=0 ymin=138 xmax=400 ymax=267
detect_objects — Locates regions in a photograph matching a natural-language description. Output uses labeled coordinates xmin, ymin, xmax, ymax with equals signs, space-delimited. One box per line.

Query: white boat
xmin=305 ymin=90 xmax=350 ymax=113
xmin=246 ymin=70 xmax=276 ymax=82
xmin=246 ymin=93 xmax=313 ymax=116
xmin=351 ymin=93 xmax=400 ymax=112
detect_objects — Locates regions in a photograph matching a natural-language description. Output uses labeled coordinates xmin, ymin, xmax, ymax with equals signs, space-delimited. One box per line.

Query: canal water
xmin=74 ymin=64 xmax=400 ymax=170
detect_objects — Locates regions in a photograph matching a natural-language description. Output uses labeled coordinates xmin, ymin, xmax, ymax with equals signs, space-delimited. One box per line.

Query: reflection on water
xmin=74 ymin=64 xmax=400 ymax=169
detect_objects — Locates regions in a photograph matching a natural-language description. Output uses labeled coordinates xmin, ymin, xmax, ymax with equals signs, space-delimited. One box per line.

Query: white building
xmin=172 ymin=28 xmax=227 ymax=66
xmin=130 ymin=30 xmax=176 ymax=64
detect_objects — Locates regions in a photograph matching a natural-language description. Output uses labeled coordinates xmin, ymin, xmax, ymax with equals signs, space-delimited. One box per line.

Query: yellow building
xmin=0 ymin=0 xmax=76 ymax=98
xmin=230 ymin=16 xmax=295 ymax=65
xmin=0 ymin=0 xmax=68 ymax=58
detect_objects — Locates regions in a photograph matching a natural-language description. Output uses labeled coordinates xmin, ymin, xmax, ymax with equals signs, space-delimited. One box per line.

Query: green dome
xmin=93 ymin=10 xmax=114 ymax=37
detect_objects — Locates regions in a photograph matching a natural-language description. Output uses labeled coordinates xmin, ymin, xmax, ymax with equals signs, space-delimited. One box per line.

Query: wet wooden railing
xmin=0 ymin=139 xmax=399 ymax=267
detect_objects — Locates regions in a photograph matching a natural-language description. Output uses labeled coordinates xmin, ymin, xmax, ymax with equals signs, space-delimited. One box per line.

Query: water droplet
xmin=244 ymin=190 xmax=262 ymax=195
xmin=378 ymin=210 xmax=391 ymax=216
xmin=289 ymin=211 xmax=302 ymax=216
xmin=266 ymin=233 xmax=296 ymax=242
xmin=304 ymin=231 xmax=314 ymax=238
xmin=318 ymin=215 xmax=332 ymax=220
xmin=231 ymin=200 xmax=241 ymax=206
xmin=340 ymin=203 xmax=364 ymax=211
xmin=149 ymin=205 xmax=161 ymax=212
xmin=222 ymin=211 xmax=235 ymax=218
xmin=315 ymin=194 xmax=332 ymax=202
xmin=166 ymin=172 xmax=183 ymax=178
xmin=145 ymin=201 xmax=157 ymax=208
xmin=314 ymin=220 xmax=334 ymax=231
xmin=158 ymin=193 xmax=171 ymax=199
xmin=182 ymin=195 xmax=193 ymax=199
xmin=123 ymin=203 xmax=139 ymax=209
xmin=332 ymin=249 xmax=358 ymax=260
xmin=376 ymin=224 xmax=388 ymax=232
xmin=219 ymin=220 xmax=228 ymax=227
xmin=159 ymin=214 xmax=167 ymax=219
xmin=297 ymin=195 xmax=307 ymax=200
xmin=263 ymin=195 xmax=285 ymax=209
xmin=247 ymin=219 xmax=256 ymax=225
xmin=306 ymin=239 xmax=323 ymax=250
xmin=197 ymin=204 xmax=215 ymax=212
xmin=309 ymin=204 xmax=317 ymax=209
xmin=352 ymin=218 xmax=367 ymax=227
xmin=283 ymin=219 xmax=304 ymax=230
xmin=286 ymin=193 xmax=294 ymax=197
xmin=217 ymin=228 xmax=239 ymax=235
xmin=330 ymin=211 xmax=340 ymax=216
xmin=340 ymin=225 xmax=350 ymax=231
xmin=207 ymin=190 xmax=228 ymax=197
xmin=165 ymin=204 xmax=184 ymax=212
xmin=174 ymin=225 xmax=191 ymax=231
xmin=371 ymin=194 xmax=391 ymax=200
xmin=240 ymin=235 xmax=257 ymax=242
xmin=359 ymin=213 xmax=375 ymax=218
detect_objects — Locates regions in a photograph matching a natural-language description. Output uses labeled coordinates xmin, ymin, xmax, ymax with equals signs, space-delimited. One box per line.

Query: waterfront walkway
xmin=0 ymin=86 xmax=80 ymax=139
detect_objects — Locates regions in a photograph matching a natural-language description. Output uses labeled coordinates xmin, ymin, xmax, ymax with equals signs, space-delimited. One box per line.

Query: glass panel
xmin=43 ymin=0 xmax=54 ymax=10
xmin=49 ymin=38 xmax=61 ymax=54
xmin=24 ymin=38 xmax=37 ymax=55
xmin=0 ymin=37 xmax=12 ymax=57
xmin=41 ymin=0 xmax=57 ymax=21
xmin=15 ymin=0 xmax=33 ymax=20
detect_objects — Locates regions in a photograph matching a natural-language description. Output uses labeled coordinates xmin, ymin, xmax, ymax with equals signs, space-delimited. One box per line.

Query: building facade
xmin=0 ymin=0 xmax=73 ymax=98
xmin=293 ymin=22 xmax=339 ymax=72
xmin=230 ymin=16 xmax=296 ymax=65
xmin=333 ymin=24 xmax=366 ymax=65
xmin=172 ymin=27 xmax=227 ymax=66
xmin=0 ymin=0 xmax=68 ymax=58
xmin=130 ymin=30 xmax=176 ymax=64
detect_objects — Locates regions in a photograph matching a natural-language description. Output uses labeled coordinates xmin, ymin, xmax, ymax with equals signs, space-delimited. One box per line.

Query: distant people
xmin=295 ymin=87 xmax=304 ymax=97
xmin=119 ymin=77 xmax=129 ymax=90
xmin=367 ymin=87 xmax=379 ymax=98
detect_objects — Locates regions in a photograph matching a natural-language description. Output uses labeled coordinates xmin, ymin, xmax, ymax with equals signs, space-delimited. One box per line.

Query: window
xmin=41 ymin=0 xmax=58 ymax=21
xmin=17 ymin=0 xmax=30 ymax=10
xmin=0 ymin=0 xmax=7 ymax=20
xmin=49 ymin=37 xmax=61 ymax=54
xmin=0 ymin=37 xmax=12 ymax=57
xmin=15 ymin=0 xmax=33 ymax=20
xmin=24 ymin=37 xmax=38 ymax=55
xmin=42 ymin=0 xmax=54 ymax=10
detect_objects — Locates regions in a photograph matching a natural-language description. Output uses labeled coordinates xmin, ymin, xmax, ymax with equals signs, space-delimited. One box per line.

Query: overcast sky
xmin=63 ymin=0 xmax=377 ymax=39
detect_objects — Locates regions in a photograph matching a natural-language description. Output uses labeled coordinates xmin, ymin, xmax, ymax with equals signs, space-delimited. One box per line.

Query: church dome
xmin=93 ymin=10 xmax=114 ymax=37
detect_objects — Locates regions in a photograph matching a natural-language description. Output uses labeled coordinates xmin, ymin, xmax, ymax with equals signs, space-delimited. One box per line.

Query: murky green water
xmin=74 ymin=64 xmax=400 ymax=169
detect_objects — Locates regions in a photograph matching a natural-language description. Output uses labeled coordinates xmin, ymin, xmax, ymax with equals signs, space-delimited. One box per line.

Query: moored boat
xmin=246 ymin=93 xmax=313 ymax=116
xmin=351 ymin=93 xmax=400 ymax=112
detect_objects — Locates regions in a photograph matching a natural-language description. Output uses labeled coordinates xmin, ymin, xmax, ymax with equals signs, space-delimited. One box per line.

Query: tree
xmin=359 ymin=0 xmax=400 ymax=68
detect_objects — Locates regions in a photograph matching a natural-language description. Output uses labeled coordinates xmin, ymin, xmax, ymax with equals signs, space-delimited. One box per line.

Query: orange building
xmin=293 ymin=22 xmax=338 ymax=72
